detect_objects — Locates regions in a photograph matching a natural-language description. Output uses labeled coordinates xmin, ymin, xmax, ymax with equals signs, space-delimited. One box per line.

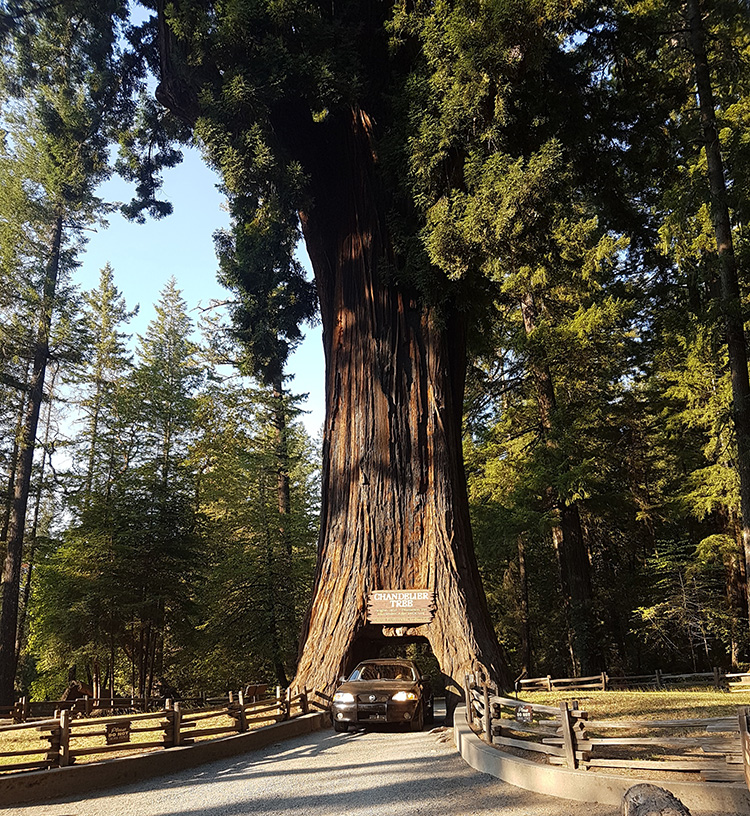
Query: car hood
xmin=336 ymin=680 xmax=418 ymax=695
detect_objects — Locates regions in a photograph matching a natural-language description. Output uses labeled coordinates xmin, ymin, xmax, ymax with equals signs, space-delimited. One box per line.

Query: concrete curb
xmin=453 ymin=705 xmax=750 ymax=814
xmin=0 ymin=710 xmax=331 ymax=806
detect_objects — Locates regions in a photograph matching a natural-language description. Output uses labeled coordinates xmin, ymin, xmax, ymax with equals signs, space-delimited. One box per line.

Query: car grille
xmin=356 ymin=692 xmax=389 ymax=721
xmin=356 ymin=693 xmax=389 ymax=703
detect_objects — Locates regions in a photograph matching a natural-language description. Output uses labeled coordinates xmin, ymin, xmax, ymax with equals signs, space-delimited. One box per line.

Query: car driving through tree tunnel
xmin=331 ymin=659 xmax=434 ymax=732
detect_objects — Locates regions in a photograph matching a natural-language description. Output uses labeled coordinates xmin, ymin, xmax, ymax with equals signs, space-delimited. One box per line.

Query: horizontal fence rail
xmin=516 ymin=668 xmax=750 ymax=693
xmin=466 ymin=672 xmax=749 ymax=787
xmin=0 ymin=685 xmax=308 ymax=775
xmin=0 ymin=684 xmax=273 ymax=724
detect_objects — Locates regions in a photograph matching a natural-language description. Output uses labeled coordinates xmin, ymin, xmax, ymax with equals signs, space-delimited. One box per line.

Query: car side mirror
xmin=338 ymin=676 xmax=346 ymax=684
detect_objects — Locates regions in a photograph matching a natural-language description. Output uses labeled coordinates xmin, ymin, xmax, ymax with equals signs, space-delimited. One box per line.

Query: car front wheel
xmin=333 ymin=719 xmax=349 ymax=732
xmin=410 ymin=704 xmax=424 ymax=731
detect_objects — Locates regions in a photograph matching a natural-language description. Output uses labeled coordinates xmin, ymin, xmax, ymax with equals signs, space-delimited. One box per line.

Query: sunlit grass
xmin=519 ymin=688 xmax=750 ymax=721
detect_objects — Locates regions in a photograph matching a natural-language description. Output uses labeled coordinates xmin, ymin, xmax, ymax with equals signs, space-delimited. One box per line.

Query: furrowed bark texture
xmin=292 ymin=108 xmax=508 ymax=701
xmin=686 ymin=0 xmax=750 ymax=623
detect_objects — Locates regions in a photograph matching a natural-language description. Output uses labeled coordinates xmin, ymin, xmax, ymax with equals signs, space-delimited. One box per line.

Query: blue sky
xmin=76 ymin=145 xmax=326 ymax=437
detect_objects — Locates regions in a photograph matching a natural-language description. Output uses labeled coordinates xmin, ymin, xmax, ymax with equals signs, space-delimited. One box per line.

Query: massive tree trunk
xmin=0 ymin=211 xmax=63 ymax=706
xmin=290 ymin=108 xmax=509 ymax=705
xmin=155 ymin=3 xmax=509 ymax=701
xmin=685 ymin=0 xmax=750 ymax=624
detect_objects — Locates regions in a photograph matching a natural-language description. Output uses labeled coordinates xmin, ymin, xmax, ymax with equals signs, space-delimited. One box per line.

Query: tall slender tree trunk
xmin=291 ymin=108 xmax=509 ymax=706
xmin=260 ymin=469 xmax=290 ymax=687
xmin=272 ymin=378 xmax=292 ymax=559
xmin=517 ymin=536 xmax=532 ymax=676
xmin=1 ymin=363 xmax=29 ymax=547
xmin=0 ymin=211 xmax=63 ymax=706
xmin=15 ymin=364 xmax=58 ymax=664
xmin=519 ymin=290 xmax=599 ymax=675
xmin=686 ymin=0 xmax=750 ymax=622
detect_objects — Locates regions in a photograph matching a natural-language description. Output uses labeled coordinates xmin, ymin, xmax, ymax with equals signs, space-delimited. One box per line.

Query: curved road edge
xmin=0 ymin=711 xmax=330 ymax=807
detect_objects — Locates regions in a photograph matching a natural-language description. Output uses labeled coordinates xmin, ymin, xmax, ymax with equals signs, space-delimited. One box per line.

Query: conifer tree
xmin=0 ymin=0 xmax=135 ymax=705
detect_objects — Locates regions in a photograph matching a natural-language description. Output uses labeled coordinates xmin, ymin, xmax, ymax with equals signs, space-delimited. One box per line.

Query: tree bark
xmin=685 ymin=0 xmax=750 ymax=625
xmin=519 ymin=290 xmax=600 ymax=675
xmin=291 ymin=108 xmax=509 ymax=705
xmin=272 ymin=378 xmax=292 ymax=559
xmin=517 ymin=536 xmax=532 ymax=676
xmin=0 ymin=211 xmax=63 ymax=706
xmin=15 ymin=364 xmax=57 ymax=664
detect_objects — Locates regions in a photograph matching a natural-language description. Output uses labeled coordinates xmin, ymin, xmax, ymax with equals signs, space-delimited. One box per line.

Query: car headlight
xmin=333 ymin=692 xmax=355 ymax=703
xmin=391 ymin=691 xmax=417 ymax=702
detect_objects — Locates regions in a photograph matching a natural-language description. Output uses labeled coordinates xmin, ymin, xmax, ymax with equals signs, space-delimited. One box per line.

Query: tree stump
xmin=622 ymin=784 xmax=691 ymax=816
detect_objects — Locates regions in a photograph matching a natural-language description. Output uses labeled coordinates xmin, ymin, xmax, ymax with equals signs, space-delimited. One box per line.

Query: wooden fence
xmin=0 ymin=686 xmax=308 ymax=775
xmin=466 ymin=673 xmax=747 ymax=785
xmin=0 ymin=684 xmax=272 ymax=724
xmin=516 ymin=669 xmax=750 ymax=693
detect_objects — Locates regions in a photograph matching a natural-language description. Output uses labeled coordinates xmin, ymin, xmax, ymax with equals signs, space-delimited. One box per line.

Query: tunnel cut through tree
xmin=154 ymin=0 xmax=543 ymax=700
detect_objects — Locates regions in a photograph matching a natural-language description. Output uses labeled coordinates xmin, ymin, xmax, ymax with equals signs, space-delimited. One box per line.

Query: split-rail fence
xmin=466 ymin=673 xmax=749 ymax=788
xmin=0 ymin=685 xmax=327 ymax=774
xmin=516 ymin=669 xmax=750 ymax=693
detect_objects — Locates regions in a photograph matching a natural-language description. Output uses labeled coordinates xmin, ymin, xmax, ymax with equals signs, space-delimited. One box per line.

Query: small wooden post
xmin=59 ymin=709 xmax=71 ymax=767
xmin=546 ymin=675 xmax=552 ymax=692
xmin=559 ymin=701 xmax=577 ymax=769
xmin=229 ymin=690 xmax=234 ymax=704
xmin=713 ymin=666 xmax=722 ymax=689
xmin=464 ymin=674 xmax=474 ymax=726
xmin=600 ymin=672 xmax=608 ymax=691
xmin=237 ymin=691 xmax=248 ymax=733
xmin=285 ymin=687 xmax=292 ymax=720
xmin=482 ymin=680 xmax=491 ymax=743
xmin=301 ymin=687 xmax=309 ymax=715
xmin=739 ymin=707 xmax=750 ymax=792
xmin=276 ymin=685 xmax=283 ymax=718
xmin=173 ymin=702 xmax=183 ymax=747
xmin=22 ymin=695 xmax=29 ymax=722
xmin=655 ymin=669 xmax=662 ymax=688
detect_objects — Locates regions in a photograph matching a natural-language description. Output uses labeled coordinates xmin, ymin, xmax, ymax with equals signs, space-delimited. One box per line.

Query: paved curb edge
xmin=452 ymin=705 xmax=750 ymax=814
xmin=0 ymin=710 xmax=331 ymax=806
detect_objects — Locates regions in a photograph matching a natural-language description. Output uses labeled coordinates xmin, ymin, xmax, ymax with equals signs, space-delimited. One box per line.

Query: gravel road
xmin=4 ymin=721 xmax=623 ymax=816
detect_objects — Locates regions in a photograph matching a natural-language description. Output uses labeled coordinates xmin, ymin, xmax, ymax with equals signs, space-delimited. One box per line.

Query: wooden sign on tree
xmin=367 ymin=590 xmax=435 ymax=625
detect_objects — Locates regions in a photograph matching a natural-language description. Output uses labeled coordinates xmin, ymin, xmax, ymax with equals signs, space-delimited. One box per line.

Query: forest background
xmin=0 ymin=0 xmax=749 ymax=702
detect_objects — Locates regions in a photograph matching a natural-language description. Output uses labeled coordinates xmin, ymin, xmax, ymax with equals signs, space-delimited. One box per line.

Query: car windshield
xmin=349 ymin=663 xmax=416 ymax=681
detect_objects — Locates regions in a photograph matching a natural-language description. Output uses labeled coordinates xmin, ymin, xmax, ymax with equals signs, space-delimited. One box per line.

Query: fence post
xmin=546 ymin=675 xmax=552 ymax=692
xmin=713 ymin=667 xmax=722 ymax=689
xmin=59 ymin=708 xmax=71 ymax=767
xmin=236 ymin=691 xmax=248 ymax=733
xmin=482 ymin=679 xmax=492 ymax=743
xmin=173 ymin=702 xmax=183 ymax=747
xmin=464 ymin=674 xmax=475 ymax=726
xmin=655 ymin=669 xmax=662 ymax=688
xmin=739 ymin=707 xmax=750 ymax=791
xmin=600 ymin=672 xmax=607 ymax=691
xmin=301 ymin=687 xmax=309 ymax=715
xmin=558 ymin=701 xmax=577 ymax=769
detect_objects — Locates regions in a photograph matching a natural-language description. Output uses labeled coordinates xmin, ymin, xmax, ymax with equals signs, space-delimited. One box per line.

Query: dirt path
xmin=3 ymin=721 xmax=623 ymax=816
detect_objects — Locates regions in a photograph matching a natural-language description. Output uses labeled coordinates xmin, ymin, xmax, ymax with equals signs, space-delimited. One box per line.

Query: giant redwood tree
xmin=154 ymin=0 xmax=590 ymax=697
